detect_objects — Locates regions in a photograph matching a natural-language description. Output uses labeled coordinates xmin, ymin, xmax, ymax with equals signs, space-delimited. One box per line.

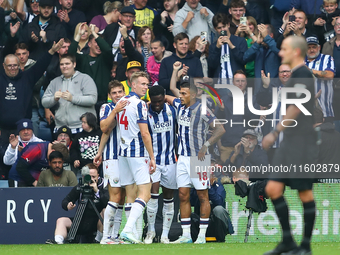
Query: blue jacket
xmin=190 ymin=181 xmax=226 ymax=215
xmin=158 ymin=52 xmax=203 ymax=94
xmin=291 ymin=0 xmax=323 ymax=15
xmin=243 ymin=35 xmax=281 ymax=95
xmin=208 ymin=34 xmax=248 ymax=78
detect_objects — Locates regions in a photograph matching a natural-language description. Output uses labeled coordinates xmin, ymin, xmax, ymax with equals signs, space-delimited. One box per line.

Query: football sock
xmin=198 ymin=218 xmax=209 ymax=238
xmin=272 ymin=196 xmax=294 ymax=244
xmin=301 ymin=200 xmax=316 ymax=251
xmin=123 ymin=198 xmax=146 ymax=233
xmin=112 ymin=205 xmax=123 ymax=238
xmin=181 ymin=218 xmax=191 ymax=238
xmin=161 ymin=198 xmax=174 ymax=238
xmin=102 ymin=201 xmax=118 ymax=239
xmin=147 ymin=194 xmax=159 ymax=233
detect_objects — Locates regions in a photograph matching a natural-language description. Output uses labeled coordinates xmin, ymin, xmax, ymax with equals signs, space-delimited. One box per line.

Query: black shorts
xmin=270 ymin=133 xmax=317 ymax=190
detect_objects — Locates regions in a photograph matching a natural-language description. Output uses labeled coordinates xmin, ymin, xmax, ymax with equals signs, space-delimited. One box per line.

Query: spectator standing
xmin=132 ymin=0 xmax=157 ymax=29
xmin=90 ymin=1 xmax=123 ymax=33
xmin=136 ymin=26 xmax=154 ymax=69
xmin=153 ymin=0 xmax=179 ymax=52
xmin=41 ymin=54 xmax=98 ymax=133
xmin=21 ymin=0 xmax=67 ymax=60
xmin=173 ymin=0 xmax=214 ymax=43
xmin=57 ymin=0 xmax=86 ymax=40
xmin=159 ymin=32 xmax=204 ymax=94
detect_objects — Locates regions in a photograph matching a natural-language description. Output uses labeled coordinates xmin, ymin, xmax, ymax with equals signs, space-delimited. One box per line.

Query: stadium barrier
xmin=0 ymin=184 xmax=339 ymax=244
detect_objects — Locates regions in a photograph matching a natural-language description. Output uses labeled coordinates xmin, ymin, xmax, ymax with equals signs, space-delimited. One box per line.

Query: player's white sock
xmin=54 ymin=235 xmax=64 ymax=244
xmin=95 ymin=230 xmax=103 ymax=242
xmin=161 ymin=198 xmax=174 ymax=238
xmin=181 ymin=218 xmax=191 ymax=238
xmin=136 ymin=213 xmax=144 ymax=240
xmin=111 ymin=205 xmax=123 ymax=239
xmin=147 ymin=193 xmax=159 ymax=233
xmin=123 ymin=198 xmax=146 ymax=233
xmin=125 ymin=203 xmax=132 ymax=220
xmin=102 ymin=201 xmax=118 ymax=240
xmin=198 ymin=218 xmax=209 ymax=238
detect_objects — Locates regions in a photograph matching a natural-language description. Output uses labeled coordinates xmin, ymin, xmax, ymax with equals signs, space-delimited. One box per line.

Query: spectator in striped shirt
xmin=305 ymin=36 xmax=335 ymax=122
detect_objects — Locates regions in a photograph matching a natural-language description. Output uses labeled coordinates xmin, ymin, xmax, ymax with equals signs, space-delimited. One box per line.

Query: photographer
xmin=224 ymin=129 xmax=268 ymax=180
xmin=46 ymin=163 xmax=108 ymax=244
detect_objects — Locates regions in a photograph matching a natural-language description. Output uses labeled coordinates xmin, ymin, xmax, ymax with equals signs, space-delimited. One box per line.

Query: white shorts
xmin=118 ymin=156 xmax=151 ymax=186
xmin=151 ymin=163 xmax=177 ymax=189
xmin=176 ymin=155 xmax=211 ymax=190
xmin=103 ymin=159 xmax=120 ymax=188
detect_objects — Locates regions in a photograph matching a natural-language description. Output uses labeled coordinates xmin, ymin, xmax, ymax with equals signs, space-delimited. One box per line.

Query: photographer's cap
xmin=306 ymin=36 xmax=319 ymax=45
xmin=242 ymin=129 xmax=258 ymax=139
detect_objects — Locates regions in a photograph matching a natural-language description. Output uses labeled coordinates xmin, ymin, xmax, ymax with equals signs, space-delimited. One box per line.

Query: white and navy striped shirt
xmin=305 ymin=53 xmax=335 ymax=117
xmin=117 ymin=92 xmax=148 ymax=157
xmin=148 ymin=103 xmax=177 ymax=165
xmin=100 ymin=103 xmax=120 ymax=160
xmin=173 ymin=98 xmax=216 ymax=157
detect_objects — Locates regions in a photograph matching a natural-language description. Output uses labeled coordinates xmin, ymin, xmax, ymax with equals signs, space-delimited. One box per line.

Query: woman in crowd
xmin=136 ymin=26 xmax=155 ymax=69
xmin=73 ymin=23 xmax=91 ymax=54
xmin=189 ymin=36 xmax=209 ymax=78
xmin=90 ymin=1 xmax=123 ymax=34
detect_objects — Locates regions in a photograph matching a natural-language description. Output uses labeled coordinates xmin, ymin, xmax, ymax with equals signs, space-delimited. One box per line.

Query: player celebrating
xmin=118 ymin=71 xmax=156 ymax=244
xmin=144 ymin=85 xmax=177 ymax=244
xmin=262 ymin=36 xmax=318 ymax=255
xmin=165 ymin=81 xmax=225 ymax=244
xmin=94 ymin=81 xmax=127 ymax=244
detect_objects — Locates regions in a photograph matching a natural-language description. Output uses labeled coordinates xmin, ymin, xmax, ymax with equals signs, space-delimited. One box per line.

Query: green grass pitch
xmin=1 ymin=242 xmax=340 ymax=255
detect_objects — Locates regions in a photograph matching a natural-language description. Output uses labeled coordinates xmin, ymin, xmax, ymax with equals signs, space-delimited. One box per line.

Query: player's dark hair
xmin=49 ymin=151 xmax=64 ymax=162
xmin=108 ymin=80 xmax=124 ymax=93
xmin=80 ymin=112 xmax=98 ymax=130
xmin=180 ymin=82 xmax=197 ymax=95
xmin=149 ymin=85 xmax=165 ymax=97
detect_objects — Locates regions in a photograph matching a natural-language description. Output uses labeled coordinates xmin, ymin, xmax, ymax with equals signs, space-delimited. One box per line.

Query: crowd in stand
xmin=0 ymin=0 xmax=340 ymax=186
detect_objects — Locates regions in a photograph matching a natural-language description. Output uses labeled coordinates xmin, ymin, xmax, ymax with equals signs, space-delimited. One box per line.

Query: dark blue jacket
xmin=158 ymin=52 xmax=203 ymax=94
xmin=243 ymin=35 xmax=281 ymax=95
xmin=208 ymin=34 xmax=248 ymax=78
xmin=190 ymin=181 xmax=226 ymax=215
xmin=0 ymin=51 xmax=53 ymax=130
xmin=291 ymin=0 xmax=323 ymax=15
